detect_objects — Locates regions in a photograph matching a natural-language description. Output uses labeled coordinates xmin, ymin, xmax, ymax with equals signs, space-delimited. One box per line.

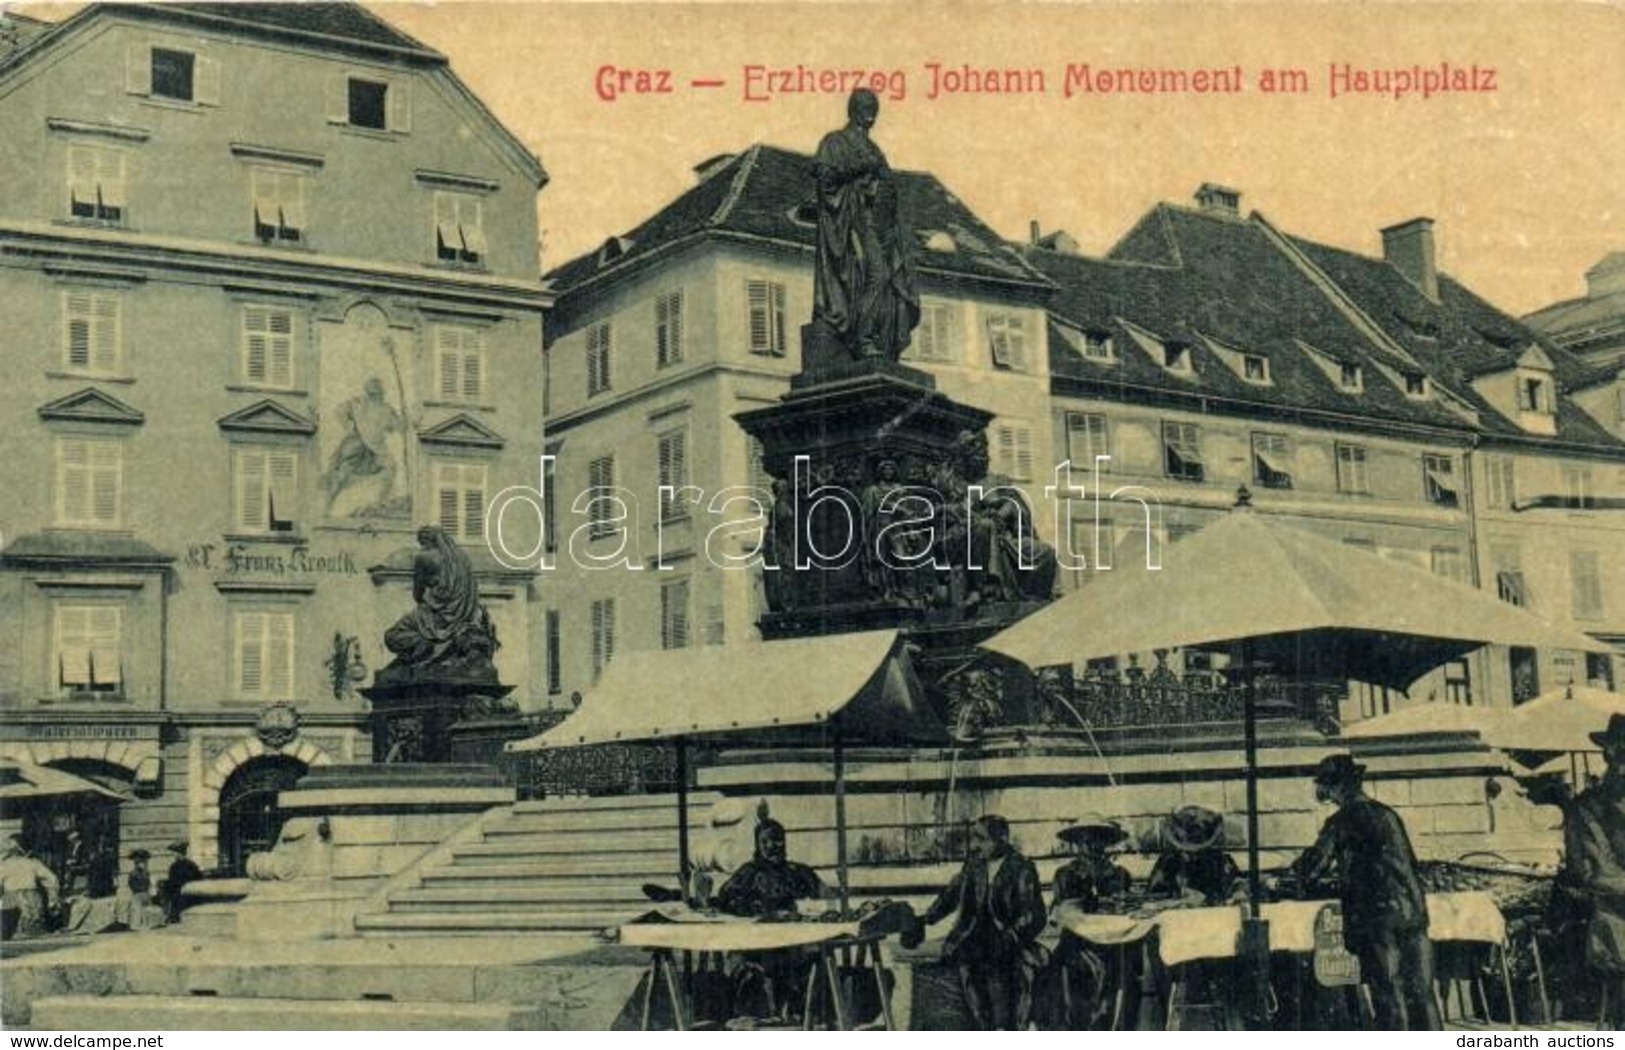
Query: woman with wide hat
xmin=1049 ymin=815 xmax=1134 ymax=1028
xmin=1146 ymin=805 xmax=1241 ymax=906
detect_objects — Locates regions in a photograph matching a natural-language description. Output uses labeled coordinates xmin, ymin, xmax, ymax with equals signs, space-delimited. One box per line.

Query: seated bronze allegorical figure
xmin=378 ymin=524 xmax=501 ymax=688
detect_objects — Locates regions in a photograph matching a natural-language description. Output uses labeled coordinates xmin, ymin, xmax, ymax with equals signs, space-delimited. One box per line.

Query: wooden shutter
xmin=92 ymin=295 xmax=119 ymax=372
xmin=89 ymin=607 xmax=121 ymax=687
xmin=280 ymin=172 xmax=307 ymax=234
xmin=59 ymin=439 xmax=89 ymax=523
xmin=90 ymin=440 xmax=120 ymax=524
xmin=268 ymin=451 xmax=297 ymax=529
xmin=194 ymin=55 xmax=220 ymax=105
xmin=57 ymin=607 xmax=92 ymax=687
xmin=67 ymin=147 xmax=97 ymax=211
xmin=64 ymin=292 xmax=93 ymax=368
xmin=437 ymin=327 xmax=462 ymax=399
xmin=238 ymin=449 xmax=267 ymax=530
xmin=659 ymin=430 xmax=687 ymax=519
xmin=746 ymin=280 xmax=771 ymax=354
xmin=436 ymin=464 xmax=460 ymax=534
xmin=126 ymin=44 xmax=152 ymax=95
xmin=266 ymin=614 xmax=293 ymax=698
xmin=458 ymin=196 xmax=486 ymax=255
xmin=386 ymin=80 xmax=411 ymax=133
xmin=237 ymin=612 xmax=263 ymax=695
xmin=662 ymin=579 xmax=690 ymax=650
xmin=325 ymin=73 xmax=348 ymax=123
xmin=463 ymin=466 xmax=486 ymax=539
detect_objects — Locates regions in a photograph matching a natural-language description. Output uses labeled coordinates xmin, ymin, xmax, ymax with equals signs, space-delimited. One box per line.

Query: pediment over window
xmin=418 ymin=413 xmax=505 ymax=450
xmin=1516 ymin=343 xmax=1555 ymax=372
xmin=38 ymin=388 xmax=144 ymax=426
xmin=217 ymin=399 xmax=317 ymax=436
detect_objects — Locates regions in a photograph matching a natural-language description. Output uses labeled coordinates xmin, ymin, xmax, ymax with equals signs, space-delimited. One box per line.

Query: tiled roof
xmin=1524 ymin=290 xmax=1625 ymax=344
xmin=0 ymin=11 xmax=51 ymax=64
xmin=1030 ymin=205 xmax=1473 ymax=433
xmin=1290 ymin=236 xmax=1623 ymax=447
xmin=546 ymin=144 xmax=1054 ymax=298
xmin=116 ymin=3 xmax=440 ymax=57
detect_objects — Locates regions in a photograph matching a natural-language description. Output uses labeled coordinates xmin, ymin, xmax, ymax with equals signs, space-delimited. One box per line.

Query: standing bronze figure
xmin=813 ymin=89 xmax=920 ymax=360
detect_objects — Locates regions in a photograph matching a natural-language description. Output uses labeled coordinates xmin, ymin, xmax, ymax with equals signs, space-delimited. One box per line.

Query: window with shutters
xmin=126 ymin=44 xmax=218 ymax=105
xmin=432 ymin=191 xmax=486 ymax=266
xmin=545 ymin=609 xmax=562 ymax=695
xmin=590 ymin=598 xmax=616 ymax=683
xmin=240 ymin=305 xmax=295 ymax=388
xmin=993 ymin=421 xmax=1034 ymax=482
xmin=905 ymin=300 xmax=955 ymax=363
xmin=1064 ymin=412 xmax=1109 ymax=472
xmin=1572 ymin=551 xmax=1605 ymax=621
xmin=1423 ymin=453 xmax=1459 ymax=507
xmin=1493 ymin=545 xmax=1530 ymax=609
xmin=655 ymin=291 xmax=684 ymax=368
xmin=234 ymin=448 xmax=299 ymax=534
xmin=586 ymin=322 xmax=612 ymax=396
xmin=661 ymin=578 xmax=691 ymax=651
xmin=1162 ymin=422 xmax=1204 ymax=482
xmin=1336 ymin=443 xmax=1369 ymax=495
xmin=433 ymin=325 xmax=485 ymax=403
xmin=587 ymin=455 xmax=617 ymax=538
xmin=657 ymin=428 xmax=690 ymax=522
xmin=1484 ymin=455 xmax=1517 ymax=509
xmin=746 ymin=280 xmax=787 ymax=357
xmin=55 ymin=437 xmax=122 ymax=528
xmin=1430 ymin=546 xmax=1466 ymax=583
xmin=54 ymin=604 xmax=122 ymax=697
xmin=1562 ymin=464 xmax=1596 ymax=510
xmin=233 ymin=611 xmax=295 ymax=701
xmin=986 ymin=311 xmax=1028 ymax=371
xmin=433 ymin=462 xmax=487 ymax=542
xmin=66 ymin=146 xmax=126 ymax=224
xmin=1252 ymin=432 xmax=1293 ymax=489
xmin=62 ymin=291 xmax=122 ymax=375
xmin=327 ymin=74 xmax=409 ymax=133
xmin=250 ymin=167 xmax=307 ymax=244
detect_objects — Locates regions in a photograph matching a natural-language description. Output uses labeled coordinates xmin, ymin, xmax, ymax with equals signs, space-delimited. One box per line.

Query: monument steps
xmin=355 ymin=793 xmax=708 ymax=937
xmin=27 ymin=993 xmax=546 ymax=1030
xmin=388 ymin=885 xmax=655 ymax=909
xmin=355 ymin=910 xmax=630 ymax=935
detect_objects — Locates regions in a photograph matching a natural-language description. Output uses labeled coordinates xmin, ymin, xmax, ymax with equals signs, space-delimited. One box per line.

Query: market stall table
xmin=1053 ymin=892 xmax=1511 ymax=1029
xmin=619 ymin=911 xmax=896 ymax=1031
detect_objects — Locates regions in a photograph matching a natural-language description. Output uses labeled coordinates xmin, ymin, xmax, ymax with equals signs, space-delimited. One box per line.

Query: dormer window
xmin=1518 ymin=374 xmax=1553 ymax=414
xmin=1242 ymin=354 xmax=1270 ymax=384
xmin=1082 ymin=330 xmax=1114 ymax=361
xmin=1339 ymin=362 xmax=1364 ymax=392
xmin=1164 ymin=341 xmax=1193 ymax=374
xmin=1403 ymin=372 xmax=1430 ymax=399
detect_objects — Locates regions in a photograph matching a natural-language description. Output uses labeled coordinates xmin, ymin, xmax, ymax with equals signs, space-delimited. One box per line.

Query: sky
xmin=17 ymin=1 xmax=1625 ymax=316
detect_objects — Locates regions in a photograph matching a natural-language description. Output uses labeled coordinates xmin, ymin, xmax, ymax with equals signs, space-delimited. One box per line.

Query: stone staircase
xmin=354 ymin=792 xmax=720 ymax=937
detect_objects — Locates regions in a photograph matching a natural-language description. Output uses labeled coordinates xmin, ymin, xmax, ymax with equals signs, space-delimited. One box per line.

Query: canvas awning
xmin=506 ymin=629 xmax=945 ymax=752
xmin=1340 ymin=701 xmax=1513 ymax=741
xmin=0 ymin=760 xmax=127 ymax=802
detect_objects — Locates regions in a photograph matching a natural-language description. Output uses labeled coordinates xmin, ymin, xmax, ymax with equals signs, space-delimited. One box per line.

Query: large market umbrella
xmin=1497 ymin=685 xmax=1625 ymax=753
xmin=506 ymin=629 xmax=945 ymax=910
xmin=984 ymin=500 xmax=1611 ymax=912
xmin=1341 ymin=701 xmax=1515 ymax=741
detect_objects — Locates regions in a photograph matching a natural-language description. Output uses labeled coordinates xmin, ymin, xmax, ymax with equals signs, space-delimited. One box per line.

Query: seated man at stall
xmin=714 ymin=814 xmax=827 ymax=1025
xmin=1049 ymin=815 xmax=1134 ymax=1029
xmin=1146 ymin=805 xmax=1241 ymax=906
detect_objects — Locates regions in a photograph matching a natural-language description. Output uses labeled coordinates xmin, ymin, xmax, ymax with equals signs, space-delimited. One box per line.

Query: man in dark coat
xmin=913 ymin=814 xmax=1048 ymax=1029
xmin=1291 ymin=754 xmax=1440 ymax=1030
xmin=1564 ymin=713 xmax=1625 ymax=1029
xmin=159 ymin=841 xmax=203 ymax=925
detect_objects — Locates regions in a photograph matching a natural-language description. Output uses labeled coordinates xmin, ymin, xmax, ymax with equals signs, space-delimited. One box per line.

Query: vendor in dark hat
xmin=1563 ymin=713 xmax=1625 ymax=1029
xmin=159 ymin=841 xmax=203 ymax=925
xmin=1053 ymin=815 xmax=1132 ymax=912
xmin=1050 ymin=815 xmax=1134 ymax=1029
xmin=1146 ymin=805 xmax=1240 ymax=906
xmin=1290 ymin=753 xmax=1438 ymax=1030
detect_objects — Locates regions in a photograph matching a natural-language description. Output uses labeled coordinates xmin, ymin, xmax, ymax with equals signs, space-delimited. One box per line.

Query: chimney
xmin=1194 ymin=183 xmax=1240 ymax=216
xmin=1381 ymin=217 xmax=1439 ymax=301
xmin=1029 ymin=220 xmax=1042 ymax=245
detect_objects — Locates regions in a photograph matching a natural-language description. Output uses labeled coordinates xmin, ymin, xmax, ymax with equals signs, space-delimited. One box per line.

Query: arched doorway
xmin=216 ymin=756 xmax=306 ymax=877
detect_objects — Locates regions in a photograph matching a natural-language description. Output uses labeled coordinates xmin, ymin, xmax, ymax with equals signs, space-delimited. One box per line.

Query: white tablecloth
xmin=619 ymin=911 xmax=866 ymax=953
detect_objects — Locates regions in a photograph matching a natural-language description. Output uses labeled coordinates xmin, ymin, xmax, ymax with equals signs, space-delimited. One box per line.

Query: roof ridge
xmin=708 ymin=144 xmax=762 ymax=227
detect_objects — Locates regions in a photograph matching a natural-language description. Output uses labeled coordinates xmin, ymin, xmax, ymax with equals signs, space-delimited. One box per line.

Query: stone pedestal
xmin=361 ymin=679 xmax=517 ymax=764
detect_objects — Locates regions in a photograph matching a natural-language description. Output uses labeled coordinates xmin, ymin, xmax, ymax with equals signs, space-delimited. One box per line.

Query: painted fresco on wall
xmin=318 ymin=304 xmax=412 ymax=522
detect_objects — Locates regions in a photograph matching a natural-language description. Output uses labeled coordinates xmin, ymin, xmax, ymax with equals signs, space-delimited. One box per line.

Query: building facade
xmin=0 ymin=3 xmax=549 ymax=877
